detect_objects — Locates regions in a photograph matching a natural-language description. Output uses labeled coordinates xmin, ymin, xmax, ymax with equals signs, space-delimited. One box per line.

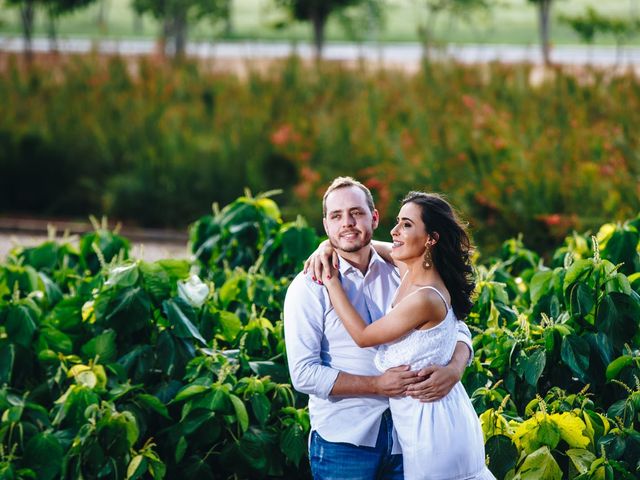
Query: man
xmin=284 ymin=177 xmax=473 ymax=479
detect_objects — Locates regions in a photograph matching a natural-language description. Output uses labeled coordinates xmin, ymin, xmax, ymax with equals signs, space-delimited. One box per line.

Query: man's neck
xmin=339 ymin=245 xmax=373 ymax=275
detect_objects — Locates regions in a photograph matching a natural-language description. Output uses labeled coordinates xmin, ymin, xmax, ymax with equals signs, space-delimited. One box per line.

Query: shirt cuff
xmin=313 ymin=367 xmax=341 ymax=400
xmin=455 ymin=333 xmax=474 ymax=366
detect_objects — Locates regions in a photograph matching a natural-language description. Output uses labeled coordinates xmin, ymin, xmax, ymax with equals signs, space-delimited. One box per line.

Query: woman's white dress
xmin=374 ymin=286 xmax=495 ymax=480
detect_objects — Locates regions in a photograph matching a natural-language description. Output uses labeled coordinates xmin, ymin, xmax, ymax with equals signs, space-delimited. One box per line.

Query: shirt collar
xmin=337 ymin=246 xmax=386 ymax=276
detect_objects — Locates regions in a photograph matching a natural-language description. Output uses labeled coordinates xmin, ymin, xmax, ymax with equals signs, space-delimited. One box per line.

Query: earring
xmin=422 ymin=244 xmax=432 ymax=269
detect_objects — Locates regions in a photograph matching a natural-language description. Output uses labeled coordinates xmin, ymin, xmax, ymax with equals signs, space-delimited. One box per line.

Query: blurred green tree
xmin=275 ymin=0 xmax=367 ymax=61
xmin=132 ymin=0 xmax=232 ymax=58
xmin=559 ymin=6 xmax=601 ymax=46
xmin=46 ymin=0 xmax=97 ymax=50
xmin=416 ymin=0 xmax=493 ymax=55
xmin=560 ymin=6 xmax=640 ymax=64
xmin=6 ymin=0 xmax=96 ymax=60
xmin=334 ymin=0 xmax=386 ymax=46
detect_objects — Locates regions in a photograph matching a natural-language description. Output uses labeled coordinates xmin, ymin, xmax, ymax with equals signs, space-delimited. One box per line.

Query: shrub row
xmin=1 ymin=55 xmax=639 ymax=254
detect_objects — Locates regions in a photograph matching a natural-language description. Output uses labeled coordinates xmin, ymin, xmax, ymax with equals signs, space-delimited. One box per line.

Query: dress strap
xmin=406 ymin=286 xmax=450 ymax=311
xmin=393 ymin=285 xmax=450 ymax=311
xmin=418 ymin=286 xmax=450 ymax=311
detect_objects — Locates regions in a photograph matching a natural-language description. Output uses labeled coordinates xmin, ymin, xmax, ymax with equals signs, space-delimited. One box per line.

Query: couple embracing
xmin=284 ymin=177 xmax=494 ymax=480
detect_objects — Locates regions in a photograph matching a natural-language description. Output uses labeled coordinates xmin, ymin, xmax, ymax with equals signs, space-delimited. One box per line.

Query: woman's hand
xmin=303 ymin=239 xmax=339 ymax=284
xmin=322 ymin=262 xmax=341 ymax=290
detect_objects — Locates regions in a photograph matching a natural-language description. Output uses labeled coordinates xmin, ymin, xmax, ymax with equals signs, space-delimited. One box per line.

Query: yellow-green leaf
xmin=512 ymin=413 xmax=560 ymax=454
xmin=552 ymin=412 xmax=590 ymax=449
xmin=566 ymin=448 xmax=596 ymax=475
xmin=514 ymin=446 xmax=562 ymax=480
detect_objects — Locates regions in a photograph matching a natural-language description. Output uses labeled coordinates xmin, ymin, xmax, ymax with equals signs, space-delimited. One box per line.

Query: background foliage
xmin=1 ymin=55 xmax=639 ymax=256
xmin=0 ymin=193 xmax=639 ymax=479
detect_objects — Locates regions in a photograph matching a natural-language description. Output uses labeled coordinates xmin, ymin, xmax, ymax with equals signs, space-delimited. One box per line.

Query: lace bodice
xmin=374 ymin=286 xmax=458 ymax=372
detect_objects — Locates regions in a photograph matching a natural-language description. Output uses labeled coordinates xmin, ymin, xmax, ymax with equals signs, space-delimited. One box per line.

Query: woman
xmin=310 ymin=192 xmax=493 ymax=480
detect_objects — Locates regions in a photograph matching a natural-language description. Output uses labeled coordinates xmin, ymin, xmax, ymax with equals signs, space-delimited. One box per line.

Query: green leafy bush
xmin=0 ymin=195 xmax=639 ymax=479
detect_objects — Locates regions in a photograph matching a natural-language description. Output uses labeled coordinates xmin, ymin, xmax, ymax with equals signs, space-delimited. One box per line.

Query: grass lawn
xmin=0 ymin=0 xmax=638 ymax=45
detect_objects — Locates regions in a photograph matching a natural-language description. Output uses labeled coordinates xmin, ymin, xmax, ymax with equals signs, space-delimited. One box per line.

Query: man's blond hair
xmin=322 ymin=177 xmax=375 ymax=217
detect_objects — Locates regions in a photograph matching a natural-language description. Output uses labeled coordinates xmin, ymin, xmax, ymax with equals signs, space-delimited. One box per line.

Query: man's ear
xmin=322 ymin=217 xmax=329 ymax=236
xmin=372 ymin=209 xmax=380 ymax=229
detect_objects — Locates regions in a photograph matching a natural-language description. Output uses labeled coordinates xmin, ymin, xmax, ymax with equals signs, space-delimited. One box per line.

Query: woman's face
xmin=390 ymin=202 xmax=432 ymax=263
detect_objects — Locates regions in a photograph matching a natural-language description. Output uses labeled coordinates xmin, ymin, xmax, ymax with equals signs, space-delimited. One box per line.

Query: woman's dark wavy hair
xmin=402 ymin=191 xmax=475 ymax=320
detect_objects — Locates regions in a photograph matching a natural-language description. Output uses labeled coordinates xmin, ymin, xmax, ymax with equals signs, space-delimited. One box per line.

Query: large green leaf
xmin=174 ymin=384 xmax=210 ymax=402
xmin=596 ymin=292 xmax=640 ymax=349
xmin=20 ymin=241 xmax=59 ymax=271
xmin=47 ymin=297 xmax=83 ymax=331
xmin=598 ymin=433 xmax=627 ymax=460
xmin=53 ymin=385 xmax=100 ymax=428
xmin=156 ymin=331 xmax=195 ymax=378
xmin=237 ymin=427 xmax=278 ymax=472
xmin=3 ymin=264 xmax=40 ymax=294
xmin=139 ymin=261 xmax=172 ymax=301
xmin=561 ymin=334 xmax=590 ymax=382
xmin=105 ymin=263 xmax=139 ymax=288
xmin=280 ymin=423 xmax=307 ymax=468
xmin=530 ymin=270 xmax=554 ymax=305
xmin=229 ymin=394 xmax=249 ymax=432
xmin=569 ymin=283 xmax=595 ymax=318
xmin=39 ymin=326 xmax=73 ymax=354
xmin=563 ymin=259 xmax=594 ymax=291
xmin=248 ymin=361 xmax=290 ymax=384
xmin=102 ymin=286 xmax=151 ymax=336
xmin=81 ymin=329 xmax=117 ymax=363
xmin=6 ymin=305 xmax=38 ymax=347
xmin=79 ymin=230 xmax=130 ymax=274
xmin=606 ymin=355 xmax=634 ymax=381
xmin=485 ymin=434 xmax=517 ymax=480
xmin=216 ymin=310 xmax=243 ymax=343
xmin=179 ymin=408 xmax=216 ymax=436
xmin=250 ymin=393 xmax=271 ymax=427
xmin=97 ymin=410 xmax=139 ymax=457
xmin=135 ymin=393 xmax=171 ymax=420
xmin=23 ymin=432 xmax=63 ymax=480
xmin=38 ymin=273 xmax=63 ymax=305
xmin=163 ymin=298 xmax=206 ymax=345
xmin=587 ymin=332 xmax=615 ymax=368
xmin=602 ymin=227 xmax=640 ymax=275
xmin=524 ymin=348 xmax=546 ymax=386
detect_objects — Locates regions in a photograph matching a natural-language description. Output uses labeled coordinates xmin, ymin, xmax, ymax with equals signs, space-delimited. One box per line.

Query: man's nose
xmin=343 ymin=214 xmax=356 ymax=227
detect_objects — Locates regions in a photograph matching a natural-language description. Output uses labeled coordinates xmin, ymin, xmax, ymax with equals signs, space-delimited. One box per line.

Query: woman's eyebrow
xmin=399 ymin=217 xmax=414 ymax=223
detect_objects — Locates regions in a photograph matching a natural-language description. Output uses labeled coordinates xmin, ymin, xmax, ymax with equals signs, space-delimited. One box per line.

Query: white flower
xmin=178 ymin=274 xmax=210 ymax=308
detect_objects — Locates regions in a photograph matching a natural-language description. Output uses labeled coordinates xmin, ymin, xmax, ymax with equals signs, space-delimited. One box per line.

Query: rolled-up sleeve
xmin=456 ymin=321 xmax=474 ymax=366
xmin=284 ymin=276 xmax=340 ymax=399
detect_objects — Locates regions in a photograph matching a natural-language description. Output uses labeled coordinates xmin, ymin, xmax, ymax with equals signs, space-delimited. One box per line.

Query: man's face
xmin=322 ymin=186 xmax=379 ymax=253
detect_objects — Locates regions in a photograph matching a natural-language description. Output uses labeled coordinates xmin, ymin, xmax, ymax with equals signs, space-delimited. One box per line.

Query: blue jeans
xmin=309 ymin=409 xmax=403 ymax=480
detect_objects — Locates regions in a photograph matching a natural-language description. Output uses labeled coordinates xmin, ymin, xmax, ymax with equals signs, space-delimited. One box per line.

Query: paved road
xmin=0 ymin=232 xmax=189 ymax=263
xmin=0 ymin=218 xmax=189 ymax=263
xmin=2 ymin=36 xmax=640 ymax=66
